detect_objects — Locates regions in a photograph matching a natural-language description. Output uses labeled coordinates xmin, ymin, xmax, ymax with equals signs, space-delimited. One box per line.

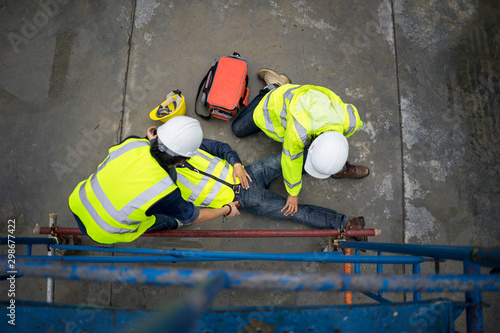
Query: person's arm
xmin=199 ymin=138 xmax=252 ymax=189
xmin=194 ymin=201 xmax=239 ymax=224
xmin=199 ymin=138 xmax=241 ymax=164
xmin=147 ymin=188 xmax=239 ymax=226
xmin=280 ymin=135 xmax=305 ymax=216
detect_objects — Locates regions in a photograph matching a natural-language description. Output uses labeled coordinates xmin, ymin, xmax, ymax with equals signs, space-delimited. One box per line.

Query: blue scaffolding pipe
xmin=413 ymin=263 xmax=422 ymax=301
xmin=4 ymin=259 xmax=500 ymax=293
xmin=361 ymin=292 xmax=392 ymax=304
xmin=10 ymin=253 xmax=428 ymax=264
xmin=464 ymin=260 xmax=484 ymax=333
xmin=52 ymin=245 xmax=347 ymax=257
xmin=51 ymin=244 xmax=342 ymax=257
xmin=377 ymin=251 xmax=383 ymax=274
xmin=48 ymin=245 xmax=429 ymax=264
xmin=354 ymin=249 xmax=360 ymax=274
xmin=377 ymin=251 xmax=383 ymax=298
xmin=338 ymin=241 xmax=500 ymax=268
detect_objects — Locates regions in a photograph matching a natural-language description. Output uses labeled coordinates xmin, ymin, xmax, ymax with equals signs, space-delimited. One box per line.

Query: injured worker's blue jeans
xmin=238 ymin=153 xmax=347 ymax=229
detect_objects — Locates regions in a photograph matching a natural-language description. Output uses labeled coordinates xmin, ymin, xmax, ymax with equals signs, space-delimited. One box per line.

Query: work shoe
xmin=345 ymin=216 xmax=367 ymax=242
xmin=257 ymin=68 xmax=292 ymax=87
xmin=332 ymin=161 xmax=370 ymax=179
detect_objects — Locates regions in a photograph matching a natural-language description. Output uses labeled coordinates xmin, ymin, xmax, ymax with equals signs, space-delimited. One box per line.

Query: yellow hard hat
xmin=150 ymin=89 xmax=186 ymax=122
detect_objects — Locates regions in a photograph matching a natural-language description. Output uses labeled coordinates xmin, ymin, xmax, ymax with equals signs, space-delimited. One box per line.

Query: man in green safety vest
xmin=167 ymin=136 xmax=367 ymax=241
xmin=232 ymin=69 xmax=370 ymax=217
xmin=68 ymin=116 xmax=240 ymax=244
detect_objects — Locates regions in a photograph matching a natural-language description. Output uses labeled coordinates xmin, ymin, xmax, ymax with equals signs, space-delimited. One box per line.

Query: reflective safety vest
xmin=253 ymin=84 xmax=363 ymax=196
xmin=68 ymin=138 xmax=177 ymax=244
xmin=176 ymin=149 xmax=238 ymax=208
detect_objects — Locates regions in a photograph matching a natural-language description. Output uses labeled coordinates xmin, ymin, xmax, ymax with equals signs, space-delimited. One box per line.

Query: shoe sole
xmin=257 ymin=68 xmax=292 ymax=84
xmin=331 ymin=168 xmax=370 ymax=179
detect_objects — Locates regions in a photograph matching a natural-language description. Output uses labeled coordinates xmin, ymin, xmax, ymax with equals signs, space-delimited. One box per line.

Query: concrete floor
xmin=0 ymin=0 xmax=499 ymax=331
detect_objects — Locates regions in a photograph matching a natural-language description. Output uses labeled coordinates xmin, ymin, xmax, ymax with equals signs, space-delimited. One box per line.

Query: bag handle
xmin=239 ymin=74 xmax=249 ymax=107
xmin=195 ymin=61 xmax=218 ymax=121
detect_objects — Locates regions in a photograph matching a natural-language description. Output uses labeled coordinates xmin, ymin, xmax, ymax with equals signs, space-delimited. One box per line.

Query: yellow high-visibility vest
xmin=176 ymin=149 xmax=238 ymax=208
xmin=68 ymin=138 xmax=177 ymax=244
xmin=253 ymin=84 xmax=363 ymax=196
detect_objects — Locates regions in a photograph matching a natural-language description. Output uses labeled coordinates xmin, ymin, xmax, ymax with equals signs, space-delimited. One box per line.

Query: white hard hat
xmin=304 ymin=131 xmax=348 ymax=179
xmin=156 ymin=116 xmax=203 ymax=157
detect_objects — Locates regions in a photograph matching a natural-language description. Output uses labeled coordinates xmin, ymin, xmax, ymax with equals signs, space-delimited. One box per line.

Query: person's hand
xmin=281 ymin=195 xmax=298 ymax=216
xmin=233 ymin=163 xmax=252 ymax=189
xmin=224 ymin=201 xmax=240 ymax=218
xmin=147 ymin=126 xmax=157 ymax=141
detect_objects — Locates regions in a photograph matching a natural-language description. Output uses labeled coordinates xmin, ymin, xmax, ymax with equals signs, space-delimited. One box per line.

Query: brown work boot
xmin=346 ymin=217 xmax=367 ymax=242
xmin=332 ymin=161 xmax=370 ymax=179
xmin=257 ymin=68 xmax=292 ymax=87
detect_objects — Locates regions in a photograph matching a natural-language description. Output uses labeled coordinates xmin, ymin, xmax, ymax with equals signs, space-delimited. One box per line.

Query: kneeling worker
xmin=68 ymin=116 xmax=239 ymax=244
xmin=231 ymin=69 xmax=370 ymax=217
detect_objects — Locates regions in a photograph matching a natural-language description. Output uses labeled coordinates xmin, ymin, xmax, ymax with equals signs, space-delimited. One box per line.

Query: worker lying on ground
xmin=231 ymin=69 xmax=370 ymax=217
xmin=144 ymin=131 xmax=366 ymax=241
xmin=68 ymin=116 xmax=239 ymax=244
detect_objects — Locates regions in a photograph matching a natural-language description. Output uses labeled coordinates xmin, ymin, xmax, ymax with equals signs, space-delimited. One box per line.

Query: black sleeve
xmin=199 ymin=138 xmax=242 ymax=165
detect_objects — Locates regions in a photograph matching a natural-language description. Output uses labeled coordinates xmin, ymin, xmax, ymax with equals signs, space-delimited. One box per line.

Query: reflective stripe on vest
xmin=262 ymin=85 xmax=309 ymax=146
xmin=97 ymin=140 xmax=147 ymax=172
xmin=344 ymin=104 xmax=357 ymax=136
xmin=176 ymin=150 xmax=235 ymax=208
xmin=281 ymin=88 xmax=296 ymax=128
xmin=83 ymin=171 xmax=175 ymax=229
xmin=263 ymin=93 xmax=281 ymax=140
xmin=78 ymin=182 xmax=136 ymax=234
xmin=282 ymin=146 xmax=303 ymax=161
xmin=70 ymin=138 xmax=177 ymax=242
xmin=284 ymin=177 xmax=302 ymax=190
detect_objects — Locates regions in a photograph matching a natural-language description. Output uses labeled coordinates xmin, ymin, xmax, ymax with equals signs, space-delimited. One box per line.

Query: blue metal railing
xmin=1 ymin=236 xmax=499 ymax=332
xmin=3 ymin=257 xmax=500 ymax=293
xmin=337 ymin=241 xmax=500 ymax=268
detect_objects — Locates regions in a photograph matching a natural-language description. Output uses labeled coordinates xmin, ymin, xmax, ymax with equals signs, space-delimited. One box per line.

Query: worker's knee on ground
xmin=231 ymin=121 xmax=246 ymax=138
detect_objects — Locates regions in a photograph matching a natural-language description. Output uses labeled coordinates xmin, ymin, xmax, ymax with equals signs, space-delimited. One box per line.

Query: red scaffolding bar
xmin=34 ymin=226 xmax=381 ymax=238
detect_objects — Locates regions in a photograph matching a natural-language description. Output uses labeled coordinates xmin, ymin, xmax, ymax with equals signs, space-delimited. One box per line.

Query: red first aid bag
xmin=195 ymin=52 xmax=249 ymax=121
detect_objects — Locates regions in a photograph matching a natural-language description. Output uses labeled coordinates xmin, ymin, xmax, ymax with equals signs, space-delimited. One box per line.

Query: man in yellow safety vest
xmin=68 ymin=116 xmax=239 ymax=244
xmin=232 ymin=69 xmax=370 ymax=217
